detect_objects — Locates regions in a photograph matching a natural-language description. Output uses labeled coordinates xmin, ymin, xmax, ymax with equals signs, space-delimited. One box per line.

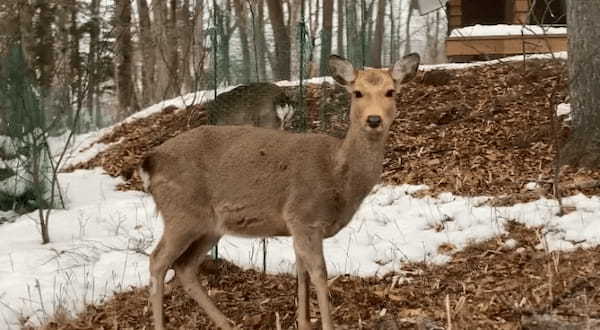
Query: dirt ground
xmin=50 ymin=58 xmax=600 ymax=329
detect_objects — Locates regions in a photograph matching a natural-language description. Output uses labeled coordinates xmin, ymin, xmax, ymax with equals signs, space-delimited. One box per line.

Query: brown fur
xmin=205 ymin=82 xmax=295 ymax=129
xmin=144 ymin=53 xmax=420 ymax=330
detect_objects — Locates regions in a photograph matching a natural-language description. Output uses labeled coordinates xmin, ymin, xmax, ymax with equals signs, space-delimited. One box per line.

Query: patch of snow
xmin=123 ymin=86 xmax=240 ymax=124
xmin=1 ymin=169 xmax=600 ymax=328
xmin=450 ymin=24 xmax=567 ymax=38
xmin=420 ymin=52 xmax=567 ymax=72
xmin=276 ymin=76 xmax=336 ymax=87
xmin=503 ymin=238 xmax=519 ymax=250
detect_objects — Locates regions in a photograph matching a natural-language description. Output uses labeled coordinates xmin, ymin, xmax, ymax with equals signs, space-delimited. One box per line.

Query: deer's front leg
xmin=293 ymin=233 xmax=334 ymax=330
xmin=295 ymin=254 xmax=311 ymax=330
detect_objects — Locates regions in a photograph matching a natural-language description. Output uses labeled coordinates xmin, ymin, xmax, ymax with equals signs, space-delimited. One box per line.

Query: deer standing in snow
xmin=141 ymin=53 xmax=420 ymax=330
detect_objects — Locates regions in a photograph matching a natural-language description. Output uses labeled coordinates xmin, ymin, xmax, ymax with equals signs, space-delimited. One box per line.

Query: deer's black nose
xmin=366 ymin=115 xmax=382 ymax=128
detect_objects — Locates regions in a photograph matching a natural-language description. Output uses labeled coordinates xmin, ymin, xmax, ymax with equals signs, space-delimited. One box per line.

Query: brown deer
xmin=141 ymin=53 xmax=420 ymax=330
xmin=205 ymin=82 xmax=296 ymax=129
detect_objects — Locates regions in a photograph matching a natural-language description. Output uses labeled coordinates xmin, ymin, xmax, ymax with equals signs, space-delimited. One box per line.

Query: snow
xmin=420 ymin=51 xmax=567 ymax=71
xmin=450 ymin=24 xmax=567 ymax=38
xmin=1 ymin=55 xmax=596 ymax=329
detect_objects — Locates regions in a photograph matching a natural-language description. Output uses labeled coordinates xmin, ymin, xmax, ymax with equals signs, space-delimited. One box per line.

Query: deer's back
xmin=206 ymin=83 xmax=290 ymax=128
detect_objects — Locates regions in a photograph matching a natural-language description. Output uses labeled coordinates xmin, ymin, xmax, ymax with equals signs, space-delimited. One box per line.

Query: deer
xmin=204 ymin=82 xmax=296 ymax=130
xmin=140 ymin=53 xmax=420 ymax=330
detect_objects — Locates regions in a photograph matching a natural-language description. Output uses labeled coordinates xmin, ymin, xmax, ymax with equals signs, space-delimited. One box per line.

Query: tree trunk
xmin=166 ymin=0 xmax=180 ymax=96
xmin=560 ymin=1 xmax=600 ymax=168
xmin=17 ymin=2 xmax=35 ymax=64
xmin=257 ymin=0 xmax=268 ymax=80
xmin=192 ymin=1 xmax=207 ymax=88
xmin=404 ymin=0 xmax=413 ymax=55
xmin=136 ymin=0 xmax=156 ymax=106
xmin=433 ymin=9 xmax=441 ymax=63
xmin=288 ymin=0 xmax=302 ymax=78
xmin=389 ymin=0 xmax=398 ymax=64
xmin=364 ymin=0 xmax=376 ymax=65
xmin=336 ymin=0 xmax=345 ymax=57
xmin=319 ymin=0 xmax=334 ymax=75
xmin=346 ymin=0 xmax=358 ymax=65
xmin=305 ymin=0 xmax=319 ymax=78
xmin=266 ymin=0 xmax=291 ymax=80
xmin=215 ymin=1 xmax=233 ymax=85
xmin=180 ymin=0 xmax=194 ymax=92
xmin=87 ymin=0 xmax=102 ymax=127
xmin=153 ymin=0 xmax=169 ymax=99
xmin=56 ymin=1 xmax=72 ymax=124
xmin=233 ymin=0 xmax=252 ymax=83
xmin=69 ymin=0 xmax=81 ymax=116
xmin=370 ymin=0 xmax=386 ymax=67
xmin=33 ymin=0 xmax=56 ymax=93
xmin=115 ymin=0 xmax=137 ymax=117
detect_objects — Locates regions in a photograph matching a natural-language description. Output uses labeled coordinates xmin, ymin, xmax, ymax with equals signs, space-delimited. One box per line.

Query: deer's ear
xmin=328 ymin=55 xmax=356 ymax=87
xmin=390 ymin=53 xmax=420 ymax=86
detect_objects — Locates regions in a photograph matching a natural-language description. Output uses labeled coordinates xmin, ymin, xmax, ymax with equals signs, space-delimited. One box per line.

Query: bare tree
xmin=404 ymin=0 xmax=413 ymax=55
xmin=114 ymin=0 xmax=137 ymax=117
xmin=305 ymin=0 xmax=320 ymax=78
xmin=266 ymin=0 xmax=291 ymax=80
xmin=33 ymin=0 xmax=56 ymax=93
xmin=234 ymin=0 xmax=252 ymax=83
xmin=213 ymin=0 xmax=237 ymax=85
xmin=179 ymin=0 xmax=196 ymax=92
xmin=560 ymin=1 xmax=600 ymax=168
xmin=87 ymin=0 xmax=103 ymax=127
xmin=336 ymin=0 xmax=345 ymax=57
xmin=256 ymin=0 xmax=269 ymax=80
xmin=136 ymin=0 xmax=156 ymax=106
xmin=319 ymin=0 xmax=334 ymax=75
xmin=370 ymin=0 xmax=386 ymax=67
xmin=166 ymin=0 xmax=180 ymax=95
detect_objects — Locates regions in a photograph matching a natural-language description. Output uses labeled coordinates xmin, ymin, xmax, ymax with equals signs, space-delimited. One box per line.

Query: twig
xmin=275 ymin=312 xmax=282 ymax=330
xmin=445 ymin=294 xmax=452 ymax=330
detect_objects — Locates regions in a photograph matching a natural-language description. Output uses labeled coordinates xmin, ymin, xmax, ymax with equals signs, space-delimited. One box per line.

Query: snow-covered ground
xmin=1 ymin=53 xmax=593 ymax=329
xmin=450 ymin=24 xmax=567 ymax=38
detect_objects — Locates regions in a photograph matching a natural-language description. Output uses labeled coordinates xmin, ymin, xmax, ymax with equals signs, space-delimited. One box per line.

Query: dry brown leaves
xmin=385 ymin=59 xmax=600 ymax=201
xmin=37 ymin=223 xmax=600 ymax=329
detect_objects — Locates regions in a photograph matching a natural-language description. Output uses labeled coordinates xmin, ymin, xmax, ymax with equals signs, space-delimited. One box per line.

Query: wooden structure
xmin=446 ymin=0 xmax=568 ymax=61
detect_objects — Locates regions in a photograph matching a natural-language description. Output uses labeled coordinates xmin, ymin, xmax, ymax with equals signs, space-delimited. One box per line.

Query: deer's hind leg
xmin=149 ymin=225 xmax=199 ymax=330
xmin=173 ymin=235 xmax=234 ymax=329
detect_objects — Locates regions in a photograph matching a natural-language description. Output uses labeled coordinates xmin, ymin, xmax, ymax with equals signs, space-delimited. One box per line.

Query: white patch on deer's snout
xmin=139 ymin=166 xmax=151 ymax=192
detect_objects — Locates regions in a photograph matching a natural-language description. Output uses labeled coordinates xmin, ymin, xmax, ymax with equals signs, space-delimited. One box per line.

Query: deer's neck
xmin=335 ymin=126 xmax=386 ymax=208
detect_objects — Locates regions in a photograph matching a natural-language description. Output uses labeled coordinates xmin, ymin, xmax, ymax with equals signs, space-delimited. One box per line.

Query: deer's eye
xmin=353 ymin=91 xmax=363 ymax=98
xmin=385 ymin=89 xmax=395 ymax=97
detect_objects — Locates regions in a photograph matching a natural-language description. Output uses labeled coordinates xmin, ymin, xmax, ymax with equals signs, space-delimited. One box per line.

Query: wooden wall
xmin=448 ymin=0 xmax=532 ymax=32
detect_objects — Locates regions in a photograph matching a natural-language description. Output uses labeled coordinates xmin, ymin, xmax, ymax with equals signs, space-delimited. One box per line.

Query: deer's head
xmin=329 ymin=53 xmax=420 ymax=139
